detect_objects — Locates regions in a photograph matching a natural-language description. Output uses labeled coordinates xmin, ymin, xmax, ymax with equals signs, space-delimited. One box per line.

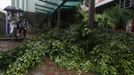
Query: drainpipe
xmin=48 ymin=17 xmax=52 ymax=27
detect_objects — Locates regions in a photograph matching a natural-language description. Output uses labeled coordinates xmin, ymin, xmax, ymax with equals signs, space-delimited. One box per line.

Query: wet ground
xmin=27 ymin=58 xmax=94 ymax=75
xmin=0 ymin=39 xmax=21 ymax=52
xmin=0 ymin=34 xmax=35 ymax=52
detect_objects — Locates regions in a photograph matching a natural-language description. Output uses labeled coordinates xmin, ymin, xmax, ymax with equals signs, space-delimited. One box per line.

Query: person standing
xmin=22 ymin=18 xmax=28 ymax=38
xmin=18 ymin=17 xmax=29 ymax=38
xmin=10 ymin=15 xmax=17 ymax=37
xmin=132 ymin=19 xmax=134 ymax=32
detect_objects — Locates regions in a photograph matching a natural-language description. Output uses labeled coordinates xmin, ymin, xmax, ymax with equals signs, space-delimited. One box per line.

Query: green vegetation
xmin=0 ymin=23 xmax=134 ymax=75
xmin=95 ymin=6 xmax=134 ymax=29
xmin=0 ymin=34 xmax=4 ymax=38
xmin=0 ymin=7 xmax=134 ymax=75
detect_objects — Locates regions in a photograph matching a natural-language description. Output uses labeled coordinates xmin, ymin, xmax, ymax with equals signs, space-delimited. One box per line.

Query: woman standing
xmin=10 ymin=15 xmax=17 ymax=37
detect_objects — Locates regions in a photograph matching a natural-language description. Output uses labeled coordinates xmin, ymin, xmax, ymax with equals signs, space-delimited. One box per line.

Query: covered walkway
xmin=35 ymin=0 xmax=81 ymax=26
xmin=35 ymin=0 xmax=81 ymax=15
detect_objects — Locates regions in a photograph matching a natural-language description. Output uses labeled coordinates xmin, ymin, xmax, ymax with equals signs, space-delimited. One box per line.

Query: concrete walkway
xmin=0 ymin=40 xmax=21 ymax=52
xmin=27 ymin=58 xmax=94 ymax=75
xmin=0 ymin=33 xmax=36 ymax=52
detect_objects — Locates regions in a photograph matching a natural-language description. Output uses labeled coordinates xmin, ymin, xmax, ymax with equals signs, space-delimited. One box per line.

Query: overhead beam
xmin=36 ymin=11 xmax=48 ymax=14
xmin=63 ymin=5 xmax=75 ymax=7
xmin=62 ymin=0 xmax=81 ymax=2
xmin=35 ymin=3 xmax=55 ymax=10
xmin=39 ymin=0 xmax=59 ymax=6
xmin=35 ymin=7 xmax=53 ymax=13
xmin=50 ymin=0 xmax=68 ymax=16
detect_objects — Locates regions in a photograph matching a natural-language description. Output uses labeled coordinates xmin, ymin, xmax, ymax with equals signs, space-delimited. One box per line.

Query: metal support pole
xmin=57 ymin=8 xmax=61 ymax=27
xmin=130 ymin=0 xmax=132 ymax=7
xmin=133 ymin=0 xmax=134 ymax=5
xmin=48 ymin=17 xmax=51 ymax=27
xmin=119 ymin=0 xmax=122 ymax=8
xmin=124 ymin=0 xmax=126 ymax=8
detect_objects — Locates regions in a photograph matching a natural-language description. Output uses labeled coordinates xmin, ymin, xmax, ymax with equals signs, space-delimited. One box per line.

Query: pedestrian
xmin=10 ymin=15 xmax=17 ymax=37
xmin=19 ymin=17 xmax=29 ymax=38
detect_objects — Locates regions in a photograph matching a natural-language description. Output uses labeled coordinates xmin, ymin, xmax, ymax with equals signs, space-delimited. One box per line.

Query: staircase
xmin=120 ymin=0 xmax=134 ymax=8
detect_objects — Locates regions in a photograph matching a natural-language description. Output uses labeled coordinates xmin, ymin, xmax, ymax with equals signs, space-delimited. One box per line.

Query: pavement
xmin=27 ymin=58 xmax=94 ymax=75
xmin=0 ymin=39 xmax=22 ymax=52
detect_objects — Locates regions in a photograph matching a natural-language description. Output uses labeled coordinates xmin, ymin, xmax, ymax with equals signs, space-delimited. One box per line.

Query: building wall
xmin=27 ymin=0 xmax=37 ymax=12
xmin=0 ymin=12 xmax=5 ymax=34
xmin=95 ymin=0 xmax=114 ymax=7
xmin=96 ymin=0 xmax=105 ymax=3
xmin=11 ymin=0 xmax=38 ymax=12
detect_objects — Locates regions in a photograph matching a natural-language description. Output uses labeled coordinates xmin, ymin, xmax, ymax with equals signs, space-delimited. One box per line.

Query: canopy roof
xmin=35 ymin=0 xmax=81 ymax=16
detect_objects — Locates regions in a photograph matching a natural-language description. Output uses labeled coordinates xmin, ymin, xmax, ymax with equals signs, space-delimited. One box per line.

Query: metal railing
xmin=119 ymin=0 xmax=134 ymax=8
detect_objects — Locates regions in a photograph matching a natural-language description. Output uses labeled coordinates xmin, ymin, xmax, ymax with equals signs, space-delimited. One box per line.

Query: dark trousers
xmin=19 ymin=28 xmax=27 ymax=37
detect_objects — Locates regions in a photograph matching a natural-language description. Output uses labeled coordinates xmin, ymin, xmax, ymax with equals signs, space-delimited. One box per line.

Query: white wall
xmin=95 ymin=0 xmax=114 ymax=7
xmin=27 ymin=0 xmax=38 ymax=12
xmin=11 ymin=0 xmax=38 ymax=12
xmin=0 ymin=0 xmax=11 ymax=12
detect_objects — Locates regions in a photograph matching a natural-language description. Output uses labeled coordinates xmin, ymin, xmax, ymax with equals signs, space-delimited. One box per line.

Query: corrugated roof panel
xmin=36 ymin=0 xmax=81 ymax=15
xmin=64 ymin=1 xmax=80 ymax=6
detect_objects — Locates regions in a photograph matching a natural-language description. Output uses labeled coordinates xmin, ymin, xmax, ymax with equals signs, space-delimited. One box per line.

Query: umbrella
xmin=16 ymin=7 xmax=23 ymax=12
xmin=4 ymin=6 xmax=23 ymax=12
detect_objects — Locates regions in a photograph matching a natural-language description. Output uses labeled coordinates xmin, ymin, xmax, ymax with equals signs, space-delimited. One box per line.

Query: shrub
xmin=5 ymin=41 xmax=47 ymax=75
xmin=0 ymin=6 xmax=134 ymax=75
xmin=95 ymin=6 xmax=134 ymax=29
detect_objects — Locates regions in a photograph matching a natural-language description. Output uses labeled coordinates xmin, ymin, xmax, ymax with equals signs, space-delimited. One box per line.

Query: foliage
xmin=0 ymin=26 xmax=134 ymax=75
xmin=0 ymin=6 xmax=134 ymax=75
xmin=2 ymin=41 xmax=45 ymax=75
xmin=0 ymin=34 xmax=3 ymax=38
xmin=58 ymin=23 xmax=134 ymax=75
xmin=0 ymin=39 xmax=87 ymax=75
xmin=0 ymin=40 xmax=35 ymax=70
xmin=95 ymin=14 xmax=116 ymax=29
xmin=90 ymin=39 xmax=134 ymax=75
xmin=95 ymin=6 xmax=134 ymax=29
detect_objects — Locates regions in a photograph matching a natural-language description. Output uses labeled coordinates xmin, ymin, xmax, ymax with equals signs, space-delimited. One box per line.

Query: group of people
xmin=9 ymin=14 xmax=29 ymax=39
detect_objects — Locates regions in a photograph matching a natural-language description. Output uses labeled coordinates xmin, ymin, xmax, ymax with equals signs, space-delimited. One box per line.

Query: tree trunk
xmin=88 ymin=0 xmax=95 ymax=30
